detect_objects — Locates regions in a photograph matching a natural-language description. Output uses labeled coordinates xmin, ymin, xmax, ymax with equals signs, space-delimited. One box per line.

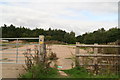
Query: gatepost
xmin=116 ymin=40 xmax=120 ymax=77
xmin=75 ymin=42 xmax=80 ymax=67
xmin=39 ymin=35 xmax=45 ymax=62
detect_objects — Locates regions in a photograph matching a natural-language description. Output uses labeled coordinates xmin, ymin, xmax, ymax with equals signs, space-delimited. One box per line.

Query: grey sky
xmin=0 ymin=0 xmax=119 ymax=35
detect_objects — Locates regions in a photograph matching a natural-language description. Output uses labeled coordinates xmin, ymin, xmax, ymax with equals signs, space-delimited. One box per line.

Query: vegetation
xmin=19 ymin=45 xmax=119 ymax=79
xmin=1 ymin=24 xmax=76 ymax=44
xmin=1 ymin=24 xmax=120 ymax=44
xmin=19 ymin=45 xmax=61 ymax=78
xmin=62 ymin=67 xmax=90 ymax=78
xmin=76 ymin=28 xmax=120 ymax=44
xmin=62 ymin=67 xmax=119 ymax=78
xmin=20 ymin=65 xmax=60 ymax=78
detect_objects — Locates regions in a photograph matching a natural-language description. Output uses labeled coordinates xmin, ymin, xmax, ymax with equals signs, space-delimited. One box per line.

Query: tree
xmin=64 ymin=31 xmax=76 ymax=44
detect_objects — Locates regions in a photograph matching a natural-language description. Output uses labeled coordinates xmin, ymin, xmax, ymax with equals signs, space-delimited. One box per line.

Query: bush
xmin=20 ymin=65 xmax=59 ymax=78
xmin=20 ymin=45 xmax=59 ymax=78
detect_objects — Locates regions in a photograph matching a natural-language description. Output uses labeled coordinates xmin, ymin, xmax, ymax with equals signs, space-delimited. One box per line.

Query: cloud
xmin=0 ymin=0 xmax=118 ymax=35
xmin=0 ymin=0 xmax=119 ymax=2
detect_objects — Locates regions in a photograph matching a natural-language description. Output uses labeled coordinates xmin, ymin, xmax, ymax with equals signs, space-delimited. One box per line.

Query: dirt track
xmin=1 ymin=45 xmax=36 ymax=78
xmin=50 ymin=45 xmax=87 ymax=70
xmin=49 ymin=45 xmax=75 ymax=70
xmin=1 ymin=44 xmax=87 ymax=78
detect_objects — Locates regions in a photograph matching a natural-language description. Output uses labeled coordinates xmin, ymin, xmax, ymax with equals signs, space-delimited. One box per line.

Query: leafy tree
xmin=1 ymin=24 xmax=120 ymax=44
xmin=64 ymin=31 xmax=76 ymax=44
xmin=76 ymin=27 xmax=120 ymax=44
xmin=1 ymin=24 xmax=75 ymax=43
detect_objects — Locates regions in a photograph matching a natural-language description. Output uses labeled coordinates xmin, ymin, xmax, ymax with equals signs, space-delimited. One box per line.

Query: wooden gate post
xmin=94 ymin=43 xmax=98 ymax=75
xmin=39 ymin=35 xmax=45 ymax=62
xmin=75 ymin=42 xmax=80 ymax=67
xmin=94 ymin=43 xmax=98 ymax=63
xmin=116 ymin=40 xmax=120 ymax=76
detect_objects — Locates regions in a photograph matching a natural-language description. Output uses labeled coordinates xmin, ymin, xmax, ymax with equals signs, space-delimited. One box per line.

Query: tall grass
xmin=19 ymin=45 xmax=59 ymax=78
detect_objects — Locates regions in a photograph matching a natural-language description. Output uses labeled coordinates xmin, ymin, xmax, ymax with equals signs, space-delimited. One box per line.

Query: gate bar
xmin=0 ymin=38 xmax=39 ymax=39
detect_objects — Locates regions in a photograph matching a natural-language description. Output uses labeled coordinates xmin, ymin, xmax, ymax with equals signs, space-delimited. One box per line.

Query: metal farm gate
xmin=0 ymin=35 xmax=45 ymax=64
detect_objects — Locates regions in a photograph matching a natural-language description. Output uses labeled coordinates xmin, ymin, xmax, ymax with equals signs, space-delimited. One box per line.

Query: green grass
xmin=90 ymin=74 xmax=119 ymax=78
xmin=62 ymin=67 xmax=119 ymax=78
xmin=62 ymin=67 xmax=90 ymax=78
xmin=21 ymin=68 xmax=60 ymax=78
xmin=20 ymin=66 xmax=119 ymax=79
xmin=20 ymin=65 xmax=60 ymax=78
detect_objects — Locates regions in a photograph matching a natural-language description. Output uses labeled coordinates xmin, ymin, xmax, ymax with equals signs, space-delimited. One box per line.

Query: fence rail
xmin=75 ymin=42 xmax=120 ymax=75
xmin=76 ymin=44 xmax=120 ymax=48
xmin=0 ymin=38 xmax=39 ymax=39
xmin=76 ymin=54 xmax=120 ymax=57
xmin=75 ymin=43 xmax=120 ymax=57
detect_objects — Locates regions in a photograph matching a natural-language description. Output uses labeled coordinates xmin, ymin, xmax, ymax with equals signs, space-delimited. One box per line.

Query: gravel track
xmin=1 ymin=44 xmax=87 ymax=78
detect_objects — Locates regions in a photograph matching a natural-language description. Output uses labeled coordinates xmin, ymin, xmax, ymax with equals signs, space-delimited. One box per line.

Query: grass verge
xmin=62 ymin=67 xmax=119 ymax=78
xmin=20 ymin=65 xmax=60 ymax=78
xmin=62 ymin=67 xmax=90 ymax=78
xmin=20 ymin=66 xmax=119 ymax=79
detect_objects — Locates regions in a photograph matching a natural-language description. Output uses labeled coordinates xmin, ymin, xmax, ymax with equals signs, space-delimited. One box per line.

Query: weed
xmin=20 ymin=44 xmax=59 ymax=78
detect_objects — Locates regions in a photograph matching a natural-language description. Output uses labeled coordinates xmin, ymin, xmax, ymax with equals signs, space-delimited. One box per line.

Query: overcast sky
xmin=0 ymin=0 xmax=119 ymax=35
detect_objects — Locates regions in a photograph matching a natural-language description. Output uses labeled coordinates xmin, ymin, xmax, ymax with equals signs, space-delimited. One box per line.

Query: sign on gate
xmin=39 ymin=35 xmax=44 ymax=44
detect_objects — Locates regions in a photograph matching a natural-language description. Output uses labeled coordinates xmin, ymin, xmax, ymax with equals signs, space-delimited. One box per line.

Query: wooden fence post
xmin=75 ymin=42 xmax=80 ymax=67
xmin=116 ymin=40 xmax=120 ymax=76
xmin=94 ymin=43 xmax=98 ymax=54
xmin=94 ymin=43 xmax=98 ymax=75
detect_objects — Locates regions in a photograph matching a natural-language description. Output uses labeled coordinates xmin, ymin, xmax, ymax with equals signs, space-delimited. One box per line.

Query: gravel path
xmin=1 ymin=45 xmax=37 ymax=78
xmin=49 ymin=45 xmax=87 ymax=70
xmin=1 ymin=44 xmax=87 ymax=78
xmin=50 ymin=45 xmax=75 ymax=70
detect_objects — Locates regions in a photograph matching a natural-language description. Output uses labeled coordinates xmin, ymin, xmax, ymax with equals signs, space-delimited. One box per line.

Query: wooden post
xmin=116 ymin=40 xmax=120 ymax=76
xmin=39 ymin=35 xmax=45 ymax=62
xmin=16 ymin=39 xmax=19 ymax=63
xmin=94 ymin=43 xmax=98 ymax=54
xmin=94 ymin=43 xmax=98 ymax=64
xmin=43 ymin=44 xmax=46 ymax=63
xmin=75 ymin=42 xmax=80 ymax=67
xmin=93 ymin=43 xmax=98 ymax=75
